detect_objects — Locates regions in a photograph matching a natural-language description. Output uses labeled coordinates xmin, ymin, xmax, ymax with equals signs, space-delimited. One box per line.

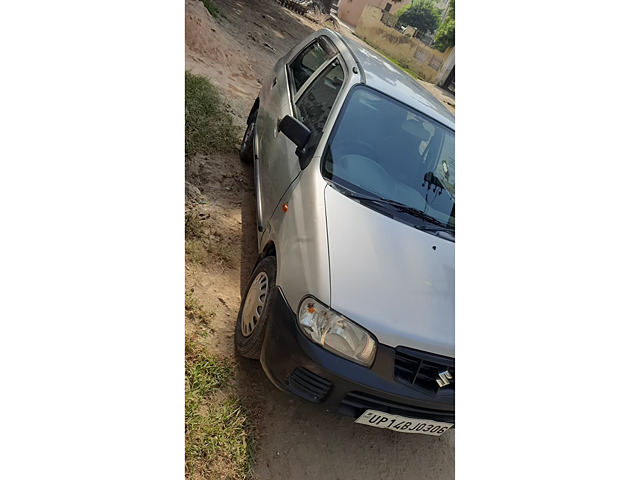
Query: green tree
xmin=433 ymin=0 xmax=455 ymax=52
xmin=395 ymin=0 xmax=442 ymax=34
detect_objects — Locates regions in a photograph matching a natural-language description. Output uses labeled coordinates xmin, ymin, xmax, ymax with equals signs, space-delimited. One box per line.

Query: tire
xmin=235 ymin=256 xmax=277 ymax=359
xmin=239 ymin=109 xmax=257 ymax=164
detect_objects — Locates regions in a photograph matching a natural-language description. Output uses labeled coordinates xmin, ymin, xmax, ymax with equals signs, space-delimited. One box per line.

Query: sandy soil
xmin=185 ymin=1 xmax=455 ymax=478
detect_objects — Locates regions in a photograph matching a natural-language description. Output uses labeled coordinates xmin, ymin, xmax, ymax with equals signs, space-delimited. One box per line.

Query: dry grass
xmin=185 ymin=294 xmax=257 ymax=479
xmin=185 ymin=71 xmax=240 ymax=158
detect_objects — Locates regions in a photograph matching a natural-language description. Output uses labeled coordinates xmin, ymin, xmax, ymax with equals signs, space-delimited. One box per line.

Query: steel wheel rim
xmin=241 ymin=272 xmax=268 ymax=337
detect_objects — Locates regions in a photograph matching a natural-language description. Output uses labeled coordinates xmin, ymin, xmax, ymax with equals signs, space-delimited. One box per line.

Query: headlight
xmin=297 ymin=297 xmax=377 ymax=367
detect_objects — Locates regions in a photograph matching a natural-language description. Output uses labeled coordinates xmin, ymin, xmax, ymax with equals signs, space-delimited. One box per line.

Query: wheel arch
xmin=255 ymin=240 xmax=277 ymax=270
xmin=247 ymin=97 xmax=260 ymax=124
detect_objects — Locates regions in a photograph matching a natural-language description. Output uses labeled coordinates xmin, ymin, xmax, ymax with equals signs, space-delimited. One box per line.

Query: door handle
xmin=271 ymin=77 xmax=277 ymax=88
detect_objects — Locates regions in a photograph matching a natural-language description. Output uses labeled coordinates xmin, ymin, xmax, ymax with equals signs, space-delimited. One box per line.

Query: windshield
xmin=322 ymin=86 xmax=455 ymax=229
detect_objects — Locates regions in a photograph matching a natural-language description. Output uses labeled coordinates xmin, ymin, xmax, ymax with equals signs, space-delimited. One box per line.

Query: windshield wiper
xmin=339 ymin=189 xmax=454 ymax=232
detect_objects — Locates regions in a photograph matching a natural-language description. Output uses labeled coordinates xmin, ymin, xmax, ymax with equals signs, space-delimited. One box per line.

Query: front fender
xmin=260 ymin=166 xmax=331 ymax=311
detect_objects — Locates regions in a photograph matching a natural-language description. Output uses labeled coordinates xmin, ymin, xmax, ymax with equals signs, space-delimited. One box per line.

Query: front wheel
xmin=235 ymin=256 xmax=276 ymax=359
xmin=239 ymin=110 xmax=257 ymax=164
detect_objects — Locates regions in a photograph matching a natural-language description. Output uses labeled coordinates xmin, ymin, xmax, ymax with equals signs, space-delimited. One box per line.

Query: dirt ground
xmin=185 ymin=1 xmax=455 ymax=478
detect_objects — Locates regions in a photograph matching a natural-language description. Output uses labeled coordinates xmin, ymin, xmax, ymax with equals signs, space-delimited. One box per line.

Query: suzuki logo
xmin=436 ymin=369 xmax=453 ymax=387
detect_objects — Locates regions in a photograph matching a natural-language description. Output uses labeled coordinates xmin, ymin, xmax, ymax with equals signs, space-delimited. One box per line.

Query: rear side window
xmin=288 ymin=38 xmax=336 ymax=94
xmin=295 ymin=59 xmax=344 ymax=158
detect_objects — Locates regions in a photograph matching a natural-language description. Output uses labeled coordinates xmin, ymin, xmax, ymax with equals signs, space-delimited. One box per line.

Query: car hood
xmin=324 ymin=185 xmax=454 ymax=358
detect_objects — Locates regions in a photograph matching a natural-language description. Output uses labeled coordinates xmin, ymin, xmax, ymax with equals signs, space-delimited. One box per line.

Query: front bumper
xmin=260 ymin=287 xmax=455 ymax=424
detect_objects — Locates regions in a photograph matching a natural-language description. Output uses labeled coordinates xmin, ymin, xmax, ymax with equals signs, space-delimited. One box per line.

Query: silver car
xmin=236 ymin=29 xmax=455 ymax=435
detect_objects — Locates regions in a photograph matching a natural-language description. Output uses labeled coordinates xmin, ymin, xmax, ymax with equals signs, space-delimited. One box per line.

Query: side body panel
xmin=257 ymin=30 xmax=363 ymax=309
xmin=255 ymin=32 xmax=324 ymax=243
xmin=261 ymin=167 xmax=332 ymax=310
xmin=255 ymin=54 xmax=296 ymax=232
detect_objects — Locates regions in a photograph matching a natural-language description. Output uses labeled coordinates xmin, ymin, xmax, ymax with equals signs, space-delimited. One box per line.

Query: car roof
xmin=334 ymin=33 xmax=455 ymax=131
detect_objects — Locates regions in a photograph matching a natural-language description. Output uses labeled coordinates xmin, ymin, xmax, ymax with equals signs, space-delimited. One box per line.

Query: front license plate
xmin=355 ymin=409 xmax=453 ymax=435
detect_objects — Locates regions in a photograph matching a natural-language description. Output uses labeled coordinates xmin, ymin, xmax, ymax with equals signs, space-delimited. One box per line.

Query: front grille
xmin=287 ymin=367 xmax=332 ymax=403
xmin=394 ymin=347 xmax=455 ymax=395
xmin=339 ymin=391 xmax=454 ymax=424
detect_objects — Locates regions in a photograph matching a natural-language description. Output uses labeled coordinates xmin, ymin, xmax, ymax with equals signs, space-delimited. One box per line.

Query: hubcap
xmin=241 ymin=272 xmax=268 ymax=337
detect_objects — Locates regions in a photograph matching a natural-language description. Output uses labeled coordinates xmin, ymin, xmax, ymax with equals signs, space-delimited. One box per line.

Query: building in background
xmin=337 ymin=0 xmax=410 ymax=28
xmin=355 ymin=4 xmax=454 ymax=88
xmin=338 ymin=0 xmax=451 ymax=29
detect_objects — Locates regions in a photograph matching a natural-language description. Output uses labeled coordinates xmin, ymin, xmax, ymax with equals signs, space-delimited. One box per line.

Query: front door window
xmin=295 ymin=59 xmax=345 ymax=159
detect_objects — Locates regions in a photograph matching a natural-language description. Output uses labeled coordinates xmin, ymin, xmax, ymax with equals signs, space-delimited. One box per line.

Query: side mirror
xmin=278 ymin=115 xmax=311 ymax=159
